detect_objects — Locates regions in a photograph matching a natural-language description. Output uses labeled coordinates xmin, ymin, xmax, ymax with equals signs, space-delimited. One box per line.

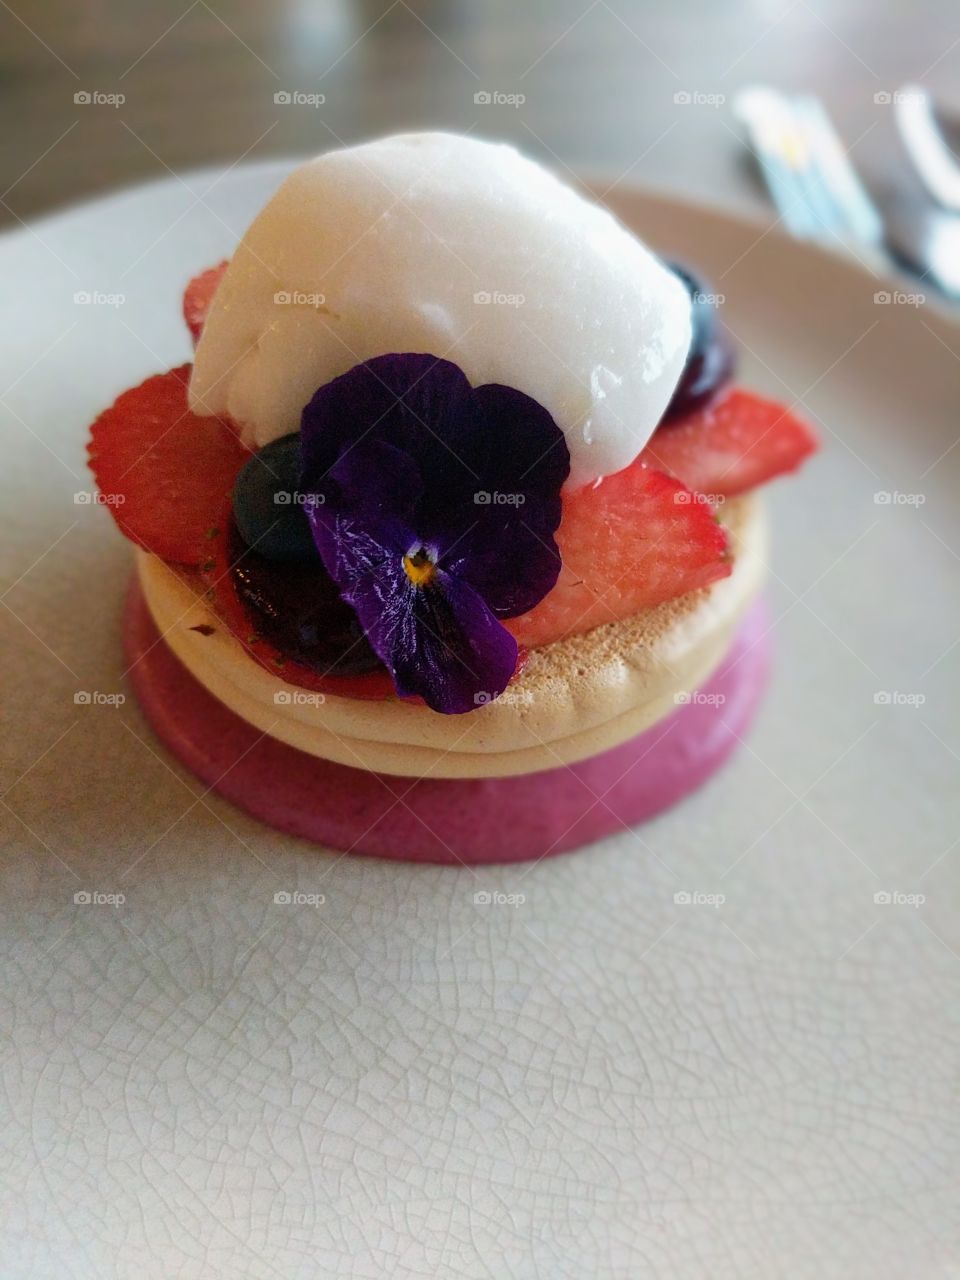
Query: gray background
xmin=1 ymin=0 xmax=956 ymax=227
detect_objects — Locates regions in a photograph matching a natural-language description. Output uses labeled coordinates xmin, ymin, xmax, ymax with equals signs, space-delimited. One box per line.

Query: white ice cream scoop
xmin=189 ymin=132 xmax=691 ymax=489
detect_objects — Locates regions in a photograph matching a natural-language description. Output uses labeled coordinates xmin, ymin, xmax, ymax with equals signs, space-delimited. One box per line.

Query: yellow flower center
xmin=403 ymin=547 xmax=436 ymax=587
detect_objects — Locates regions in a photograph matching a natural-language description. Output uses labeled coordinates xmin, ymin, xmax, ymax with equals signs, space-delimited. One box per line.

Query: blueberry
xmin=661 ymin=261 xmax=735 ymax=422
xmin=232 ymin=433 xmax=318 ymax=561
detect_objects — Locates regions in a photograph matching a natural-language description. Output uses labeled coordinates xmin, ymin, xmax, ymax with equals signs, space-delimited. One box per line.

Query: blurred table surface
xmin=0 ymin=0 xmax=957 ymax=229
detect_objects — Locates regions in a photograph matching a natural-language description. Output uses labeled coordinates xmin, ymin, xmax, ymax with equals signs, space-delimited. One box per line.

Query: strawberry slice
xmin=183 ymin=261 xmax=228 ymax=344
xmin=87 ymin=365 xmax=250 ymax=566
xmin=640 ymin=386 xmax=818 ymax=498
xmin=507 ymin=466 xmax=730 ymax=650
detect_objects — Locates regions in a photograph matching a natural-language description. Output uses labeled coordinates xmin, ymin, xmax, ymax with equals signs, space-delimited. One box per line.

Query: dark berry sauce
xmin=228 ymin=519 xmax=382 ymax=678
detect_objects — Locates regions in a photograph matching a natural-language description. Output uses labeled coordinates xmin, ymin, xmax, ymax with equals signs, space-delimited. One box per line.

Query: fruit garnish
xmin=642 ymin=386 xmax=818 ymax=498
xmin=661 ymin=262 xmax=734 ymax=422
xmin=506 ymin=466 xmax=730 ymax=650
xmin=233 ymin=433 xmax=317 ymax=561
xmin=200 ymin=500 xmax=396 ymax=699
xmin=87 ymin=365 xmax=250 ymax=566
xmin=183 ymin=261 xmax=228 ymax=345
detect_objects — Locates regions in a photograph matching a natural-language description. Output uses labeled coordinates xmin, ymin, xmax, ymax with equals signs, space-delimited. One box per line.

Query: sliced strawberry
xmin=183 ymin=261 xmax=228 ymax=344
xmin=87 ymin=365 xmax=250 ymax=566
xmin=507 ymin=466 xmax=730 ymax=650
xmin=640 ymin=386 xmax=818 ymax=498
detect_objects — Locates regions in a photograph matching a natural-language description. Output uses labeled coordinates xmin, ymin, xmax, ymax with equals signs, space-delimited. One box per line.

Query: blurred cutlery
xmin=894 ymin=84 xmax=960 ymax=212
xmin=734 ymin=86 xmax=884 ymax=250
xmin=736 ymin=85 xmax=960 ymax=300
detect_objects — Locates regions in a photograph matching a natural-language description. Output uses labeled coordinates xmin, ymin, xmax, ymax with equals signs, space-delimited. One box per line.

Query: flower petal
xmin=300 ymin=354 xmax=484 ymax=507
xmin=306 ymin=509 xmax=413 ymax=603
xmin=313 ymin=519 xmax=518 ymax=714
xmin=474 ymin=382 xmax=571 ymax=501
xmin=327 ymin=437 xmax=424 ymax=524
xmin=439 ymin=383 xmax=569 ymax=616
xmin=392 ymin=571 xmax=519 ymax=715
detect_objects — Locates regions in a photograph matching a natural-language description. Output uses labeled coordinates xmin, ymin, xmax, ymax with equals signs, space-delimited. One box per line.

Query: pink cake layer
xmin=123 ymin=576 xmax=770 ymax=864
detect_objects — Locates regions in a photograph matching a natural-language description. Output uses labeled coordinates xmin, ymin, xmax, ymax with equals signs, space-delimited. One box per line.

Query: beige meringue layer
xmin=135 ymin=495 xmax=766 ymax=778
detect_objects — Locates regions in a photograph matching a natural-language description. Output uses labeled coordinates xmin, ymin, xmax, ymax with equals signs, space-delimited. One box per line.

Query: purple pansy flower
xmin=299 ymin=354 xmax=569 ymax=714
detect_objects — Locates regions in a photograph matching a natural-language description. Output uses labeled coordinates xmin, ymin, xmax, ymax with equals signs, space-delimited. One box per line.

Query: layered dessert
xmin=88 ymin=133 xmax=816 ymax=861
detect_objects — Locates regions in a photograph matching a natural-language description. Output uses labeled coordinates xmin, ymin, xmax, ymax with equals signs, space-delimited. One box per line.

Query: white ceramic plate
xmin=1 ymin=161 xmax=958 ymax=1280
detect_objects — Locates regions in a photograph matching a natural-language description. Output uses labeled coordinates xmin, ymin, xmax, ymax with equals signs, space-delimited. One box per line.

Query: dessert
xmin=88 ymin=133 xmax=817 ymax=862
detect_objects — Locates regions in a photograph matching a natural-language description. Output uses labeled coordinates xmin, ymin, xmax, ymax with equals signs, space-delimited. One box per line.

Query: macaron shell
xmin=123 ymin=577 xmax=772 ymax=864
xmin=134 ymin=495 xmax=766 ymax=778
